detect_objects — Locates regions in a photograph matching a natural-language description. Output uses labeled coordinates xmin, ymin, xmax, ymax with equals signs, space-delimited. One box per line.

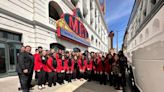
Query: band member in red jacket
xmin=72 ymin=55 xmax=79 ymax=80
xmin=46 ymin=53 xmax=57 ymax=87
xmin=33 ymin=49 xmax=39 ymax=81
xmin=65 ymin=54 xmax=74 ymax=82
xmin=78 ymin=53 xmax=87 ymax=80
xmin=86 ymin=54 xmax=93 ymax=81
xmin=56 ymin=53 xmax=66 ymax=84
xmin=98 ymin=55 xmax=107 ymax=85
xmin=105 ymin=53 xmax=113 ymax=86
xmin=34 ymin=50 xmax=47 ymax=90
xmin=93 ymin=53 xmax=100 ymax=81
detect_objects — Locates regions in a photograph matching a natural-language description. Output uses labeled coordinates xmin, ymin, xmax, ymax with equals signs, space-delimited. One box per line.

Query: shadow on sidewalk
xmin=73 ymin=81 xmax=120 ymax=92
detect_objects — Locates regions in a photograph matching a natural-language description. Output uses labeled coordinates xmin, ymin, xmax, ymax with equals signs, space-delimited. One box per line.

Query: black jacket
xmin=16 ymin=52 xmax=34 ymax=74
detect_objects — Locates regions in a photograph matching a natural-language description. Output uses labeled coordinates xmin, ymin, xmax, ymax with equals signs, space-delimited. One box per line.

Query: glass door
xmin=8 ymin=43 xmax=22 ymax=72
xmin=0 ymin=43 xmax=7 ymax=74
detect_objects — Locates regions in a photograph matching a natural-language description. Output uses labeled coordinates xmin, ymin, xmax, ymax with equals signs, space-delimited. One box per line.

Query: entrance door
xmin=8 ymin=43 xmax=22 ymax=72
xmin=0 ymin=43 xmax=6 ymax=74
xmin=0 ymin=43 xmax=7 ymax=74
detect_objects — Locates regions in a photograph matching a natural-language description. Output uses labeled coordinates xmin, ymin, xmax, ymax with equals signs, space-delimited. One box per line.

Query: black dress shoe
xmin=18 ymin=87 xmax=22 ymax=91
xmin=53 ymin=83 xmax=56 ymax=86
xmin=48 ymin=85 xmax=52 ymax=87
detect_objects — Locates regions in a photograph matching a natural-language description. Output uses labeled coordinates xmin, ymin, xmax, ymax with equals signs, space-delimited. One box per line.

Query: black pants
xmin=108 ymin=73 xmax=113 ymax=86
xmin=80 ymin=72 xmax=85 ymax=79
xmin=94 ymin=73 xmax=98 ymax=81
xmin=99 ymin=73 xmax=107 ymax=85
xmin=37 ymin=70 xmax=46 ymax=86
xmin=121 ymin=71 xmax=126 ymax=87
xmin=35 ymin=71 xmax=38 ymax=80
xmin=28 ymin=71 xmax=33 ymax=88
xmin=86 ymin=70 xmax=92 ymax=81
xmin=66 ymin=73 xmax=72 ymax=82
xmin=18 ymin=73 xmax=30 ymax=92
xmin=48 ymin=72 xmax=57 ymax=87
xmin=57 ymin=73 xmax=65 ymax=84
xmin=113 ymin=74 xmax=122 ymax=88
xmin=73 ymin=69 xmax=77 ymax=79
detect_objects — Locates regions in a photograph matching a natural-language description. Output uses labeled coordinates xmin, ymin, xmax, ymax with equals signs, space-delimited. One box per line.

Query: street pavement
xmin=0 ymin=76 xmax=123 ymax=92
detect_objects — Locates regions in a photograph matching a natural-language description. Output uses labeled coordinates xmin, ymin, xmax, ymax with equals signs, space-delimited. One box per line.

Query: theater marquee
xmin=56 ymin=13 xmax=90 ymax=46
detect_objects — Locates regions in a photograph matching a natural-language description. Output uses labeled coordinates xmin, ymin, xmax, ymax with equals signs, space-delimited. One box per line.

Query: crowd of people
xmin=16 ymin=45 xmax=128 ymax=92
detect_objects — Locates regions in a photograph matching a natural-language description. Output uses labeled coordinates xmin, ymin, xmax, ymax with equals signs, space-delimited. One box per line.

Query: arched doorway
xmin=49 ymin=1 xmax=63 ymax=21
xmin=50 ymin=43 xmax=65 ymax=51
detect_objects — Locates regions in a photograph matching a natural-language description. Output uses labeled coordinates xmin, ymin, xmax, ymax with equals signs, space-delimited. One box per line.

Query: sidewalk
xmin=0 ymin=76 xmax=123 ymax=92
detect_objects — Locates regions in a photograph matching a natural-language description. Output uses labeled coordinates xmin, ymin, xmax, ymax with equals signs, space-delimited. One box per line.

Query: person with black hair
xmin=46 ymin=53 xmax=57 ymax=87
xmin=118 ymin=50 xmax=128 ymax=91
xmin=72 ymin=55 xmax=78 ymax=80
xmin=16 ymin=45 xmax=34 ymax=92
xmin=86 ymin=54 xmax=93 ymax=81
xmin=105 ymin=53 xmax=114 ymax=86
xmin=111 ymin=54 xmax=122 ymax=90
xmin=56 ymin=53 xmax=66 ymax=84
xmin=34 ymin=50 xmax=47 ymax=90
xmin=99 ymin=56 xmax=107 ymax=85
xmin=78 ymin=53 xmax=87 ymax=81
xmin=92 ymin=53 xmax=99 ymax=81
xmin=65 ymin=55 xmax=74 ymax=82
xmin=38 ymin=46 xmax=43 ymax=54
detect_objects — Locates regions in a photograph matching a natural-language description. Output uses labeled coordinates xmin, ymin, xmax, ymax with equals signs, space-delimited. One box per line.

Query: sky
xmin=105 ymin=0 xmax=135 ymax=50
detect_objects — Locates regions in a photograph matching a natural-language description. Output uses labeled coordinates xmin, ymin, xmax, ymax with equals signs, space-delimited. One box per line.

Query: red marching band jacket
xmin=86 ymin=59 xmax=93 ymax=71
xmin=56 ymin=59 xmax=67 ymax=73
xmin=93 ymin=57 xmax=101 ymax=72
xmin=65 ymin=59 xmax=74 ymax=73
xmin=45 ymin=57 xmax=56 ymax=72
xmin=105 ymin=59 xmax=111 ymax=74
xmin=97 ymin=59 xmax=111 ymax=73
xmin=34 ymin=54 xmax=43 ymax=71
xmin=78 ymin=59 xmax=87 ymax=72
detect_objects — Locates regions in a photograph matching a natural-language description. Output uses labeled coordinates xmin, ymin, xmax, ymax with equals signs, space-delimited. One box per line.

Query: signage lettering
xmin=64 ymin=14 xmax=88 ymax=39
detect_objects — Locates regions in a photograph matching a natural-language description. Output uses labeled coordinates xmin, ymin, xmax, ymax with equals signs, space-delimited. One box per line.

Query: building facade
xmin=0 ymin=0 xmax=109 ymax=76
xmin=123 ymin=0 xmax=164 ymax=92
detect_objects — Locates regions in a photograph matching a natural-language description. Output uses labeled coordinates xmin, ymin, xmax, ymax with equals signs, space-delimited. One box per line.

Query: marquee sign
xmin=56 ymin=13 xmax=90 ymax=46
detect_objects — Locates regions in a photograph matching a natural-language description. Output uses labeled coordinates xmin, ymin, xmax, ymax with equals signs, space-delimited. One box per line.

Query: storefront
xmin=0 ymin=30 xmax=22 ymax=77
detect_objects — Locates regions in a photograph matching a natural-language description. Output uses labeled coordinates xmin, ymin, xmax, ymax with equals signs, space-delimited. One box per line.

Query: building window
xmin=49 ymin=1 xmax=63 ymax=21
xmin=153 ymin=19 xmax=160 ymax=31
xmin=143 ymin=9 xmax=147 ymax=17
xmin=151 ymin=0 xmax=156 ymax=5
xmin=96 ymin=39 xmax=98 ymax=46
xmin=0 ymin=30 xmax=21 ymax=41
xmin=91 ymin=35 xmax=94 ymax=44
xmin=95 ymin=9 xmax=98 ymax=18
xmin=140 ymin=1 xmax=143 ymax=10
xmin=90 ymin=0 xmax=93 ymax=10
xmin=90 ymin=14 xmax=93 ymax=25
xmin=71 ymin=0 xmax=79 ymax=6
xmin=83 ymin=1 xmax=88 ymax=18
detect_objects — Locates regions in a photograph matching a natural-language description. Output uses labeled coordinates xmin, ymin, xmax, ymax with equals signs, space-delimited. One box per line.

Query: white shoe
xmin=38 ymin=86 xmax=42 ymax=90
xmin=42 ymin=85 xmax=45 ymax=89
